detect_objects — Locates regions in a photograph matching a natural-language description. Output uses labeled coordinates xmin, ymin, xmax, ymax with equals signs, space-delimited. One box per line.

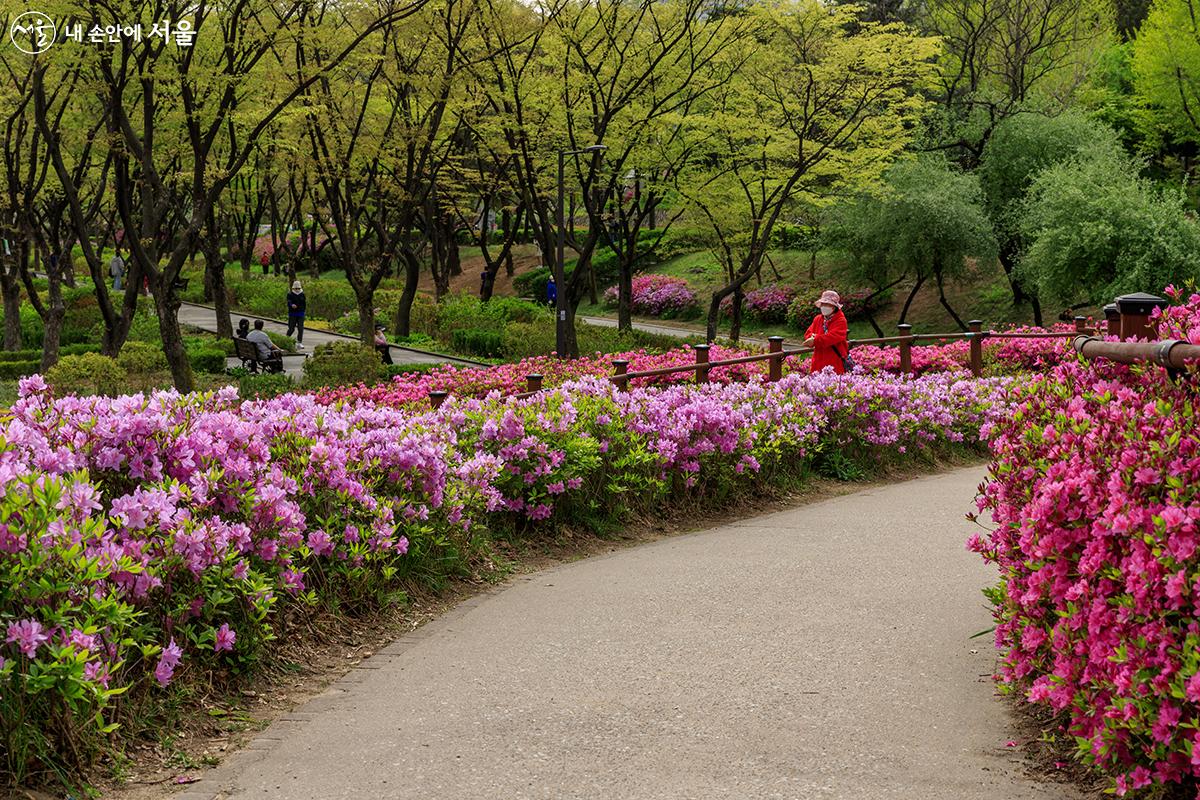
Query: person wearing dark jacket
xmin=803 ymin=290 xmax=850 ymax=374
xmin=286 ymin=281 xmax=306 ymax=349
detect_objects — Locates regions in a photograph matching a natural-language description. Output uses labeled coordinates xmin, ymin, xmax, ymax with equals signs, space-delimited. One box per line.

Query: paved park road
xmin=181 ymin=468 xmax=1078 ymax=800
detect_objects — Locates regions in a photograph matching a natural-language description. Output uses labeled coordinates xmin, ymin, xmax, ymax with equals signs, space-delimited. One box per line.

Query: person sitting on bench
xmin=246 ymin=320 xmax=284 ymax=373
xmin=236 ymin=318 xmax=250 ymax=339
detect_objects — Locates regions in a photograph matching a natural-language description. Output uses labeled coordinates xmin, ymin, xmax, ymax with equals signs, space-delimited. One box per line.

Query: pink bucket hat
xmin=814 ymin=290 xmax=842 ymax=309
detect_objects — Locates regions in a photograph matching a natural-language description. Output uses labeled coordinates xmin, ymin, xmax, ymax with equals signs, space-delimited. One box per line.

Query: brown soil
xmin=92 ymin=456 xmax=1002 ymax=800
xmin=414 ymin=245 xmax=546 ymax=299
xmin=1005 ymin=694 xmax=1108 ymax=796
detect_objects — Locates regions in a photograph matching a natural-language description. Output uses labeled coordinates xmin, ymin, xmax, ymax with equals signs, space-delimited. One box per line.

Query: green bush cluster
xmin=302 ymin=341 xmax=385 ymax=388
xmin=0 ymin=344 xmax=100 ymax=380
xmin=451 ymin=328 xmax=505 ymax=358
xmin=115 ymin=341 xmax=168 ymax=374
xmin=236 ymin=371 xmax=294 ymax=399
xmin=43 ymin=354 xmax=127 ymax=396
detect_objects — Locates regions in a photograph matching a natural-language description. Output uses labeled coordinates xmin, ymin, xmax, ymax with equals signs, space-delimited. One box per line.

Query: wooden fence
xmin=427 ymin=301 xmax=1197 ymax=409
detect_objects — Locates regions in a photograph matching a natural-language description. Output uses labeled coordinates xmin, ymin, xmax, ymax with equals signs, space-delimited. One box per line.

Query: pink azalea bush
xmin=1 ymin=366 xmax=1011 ymax=783
xmin=317 ymin=346 xmax=776 ymax=407
xmin=720 ymin=284 xmax=796 ymax=323
xmin=603 ymin=275 xmax=698 ymax=317
xmin=971 ymin=291 xmax=1200 ymax=796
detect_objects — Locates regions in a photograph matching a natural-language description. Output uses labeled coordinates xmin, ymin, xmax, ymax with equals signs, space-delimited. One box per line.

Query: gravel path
xmin=174 ymin=467 xmax=1076 ymax=800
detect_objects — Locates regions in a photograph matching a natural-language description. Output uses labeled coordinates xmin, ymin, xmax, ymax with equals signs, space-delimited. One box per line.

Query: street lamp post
xmin=556 ymin=144 xmax=606 ymax=358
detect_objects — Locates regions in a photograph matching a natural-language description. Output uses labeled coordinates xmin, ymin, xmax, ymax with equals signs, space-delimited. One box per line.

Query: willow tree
xmin=825 ymin=157 xmax=997 ymax=331
xmin=976 ymin=112 xmax=1122 ymax=324
xmin=680 ymin=0 xmax=936 ymax=342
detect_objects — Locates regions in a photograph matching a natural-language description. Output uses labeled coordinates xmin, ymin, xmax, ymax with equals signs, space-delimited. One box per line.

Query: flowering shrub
xmin=720 ymin=284 xmax=795 ymax=323
xmin=971 ymin=291 xmax=1200 ymax=796
xmin=603 ymin=275 xmax=698 ymax=317
xmin=316 ymin=345 xmax=772 ymax=407
xmin=847 ymin=323 xmax=1083 ymax=376
xmin=1 ymin=365 xmax=1011 ymax=785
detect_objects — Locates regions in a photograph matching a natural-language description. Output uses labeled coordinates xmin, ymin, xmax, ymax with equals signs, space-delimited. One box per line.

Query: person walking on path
xmin=546 ymin=276 xmax=557 ymax=308
xmin=374 ymin=324 xmax=394 ymax=365
xmin=286 ymin=280 xmax=306 ymax=349
xmin=261 ymin=249 xmax=271 ymax=276
xmin=109 ymin=250 xmax=126 ymax=291
xmin=246 ymin=319 xmax=284 ymax=373
xmin=803 ymin=290 xmax=850 ymax=374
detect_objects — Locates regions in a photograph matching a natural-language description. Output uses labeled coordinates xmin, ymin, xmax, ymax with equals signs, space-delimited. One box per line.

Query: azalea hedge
xmin=0 ymin=366 xmax=1011 ymax=787
xmin=318 ymin=324 xmax=1080 ymax=409
xmin=971 ymin=289 xmax=1200 ymax=796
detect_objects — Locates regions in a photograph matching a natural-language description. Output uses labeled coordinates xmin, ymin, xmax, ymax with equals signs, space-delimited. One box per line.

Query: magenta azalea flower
xmin=6 ymin=619 xmax=48 ymax=659
xmin=214 ymin=624 xmax=236 ymax=653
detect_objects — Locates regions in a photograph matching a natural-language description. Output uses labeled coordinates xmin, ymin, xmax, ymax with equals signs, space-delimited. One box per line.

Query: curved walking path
xmin=177 ymin=302 xmax=486 ymax=375
xmin=175 ymin=468 xmax=1077 ymax=800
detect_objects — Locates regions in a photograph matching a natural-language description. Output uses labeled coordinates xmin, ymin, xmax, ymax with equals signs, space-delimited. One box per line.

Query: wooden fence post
xmin=768 ymin=336 xmax=784 ymax=382
xmin=968 ymin=320 xmax=983 ymax=378
xmin=693 ymin=344 xmax=710 ymax=384
xmin=612 ymin=359 xmax=629 ymax=392
xmin=897 ymin=323 xmax=913 ymax=375
xmin=1115 ymin=293 xmax=1168 ymax=342
xmin=1103 ymin=303 xmax=1120 ymax=337
xmin=429 ymin=390 xmax=448 ymax=410
xmin=526 ymin=374 xmax=543 ymax=393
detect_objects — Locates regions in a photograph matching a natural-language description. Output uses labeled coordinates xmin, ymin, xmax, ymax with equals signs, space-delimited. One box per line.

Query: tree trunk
xmin=1 ymin=273 xmax=22 ymax=351
xmin=936 ymin=271 xmax=968 ymax=331
xmin=447 ymin=228 xmax=461 ymax=277
xmin=205 ymin=213 xmax=232 ymax=337
xmin=898 ymin=274 xmax=926 ymax=325
xmin=706 ymin=292 xmax=724 ymax=343
xmin=617 ymin=255 xmax=633 ymax=332
xmin=39 ymin=273 xmax=65 ymax=372
xmin=729 ymin=286 xmax=744 ymax=343
xmin=356 ymin=290 xmax=376 ymax=346
xmin=155 ymin=287 xmax=194 ymax=392
xmin=203 ymin=260 xmax=215 ymax=302
xmin=393 ymin=249 xmax=421 ymax=338
xmin=561 ymin=301 xmax=580 ymax=359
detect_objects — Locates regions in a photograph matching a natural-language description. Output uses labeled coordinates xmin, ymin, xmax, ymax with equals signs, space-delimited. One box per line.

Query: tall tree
xmin=922 ymin=0 xmax=1113 ymax=165
xmin=825 ymin=157 xmax=997 ymax=331
xmin=976 ymin=112 xmax=1122 ymax=324
xmin=680 ymin=0 xmax=936 ymax=342
xmin=1131 ymin=0 xmax=1200 ymax=145
xmin=70 ymin=0 xmax=419 ymax=390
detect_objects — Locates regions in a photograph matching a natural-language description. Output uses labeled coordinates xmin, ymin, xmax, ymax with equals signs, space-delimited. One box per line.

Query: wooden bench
xmin=233 ymin=336 xmax=283 ymax=374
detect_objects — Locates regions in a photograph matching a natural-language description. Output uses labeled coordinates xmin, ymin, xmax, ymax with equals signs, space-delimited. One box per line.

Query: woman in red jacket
xmin=803 ymin=290 xmax=850 ymax=374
